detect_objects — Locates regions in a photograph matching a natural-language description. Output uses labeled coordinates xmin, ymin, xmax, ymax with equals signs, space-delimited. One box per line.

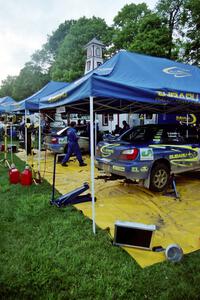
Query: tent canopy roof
xmin=0 ymin=96 xmax=16 ymax=113
xmin=39 ymin=51 xmax=200 ymax=114
xmin=11 ymin=81 xmax=69 ymax=112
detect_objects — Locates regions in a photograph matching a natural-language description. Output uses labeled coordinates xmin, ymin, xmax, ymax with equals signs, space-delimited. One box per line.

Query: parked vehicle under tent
xmin=9 ymin=81 xmax=69 ymax=168
xmin=36 ymin=50 xmax=200 ymax=234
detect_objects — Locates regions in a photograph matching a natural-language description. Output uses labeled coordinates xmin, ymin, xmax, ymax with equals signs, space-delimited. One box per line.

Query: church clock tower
xmin=84 ymin=38 xmax=105 ymax=74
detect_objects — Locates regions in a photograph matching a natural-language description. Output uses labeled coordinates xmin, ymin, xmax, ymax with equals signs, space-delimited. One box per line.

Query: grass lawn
xmin=0 ymin=153 xmax=200 ymax=299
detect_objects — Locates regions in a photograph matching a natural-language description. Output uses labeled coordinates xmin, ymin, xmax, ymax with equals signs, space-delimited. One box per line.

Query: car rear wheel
xmin=150 ymin=163 xmax=170 ymax=192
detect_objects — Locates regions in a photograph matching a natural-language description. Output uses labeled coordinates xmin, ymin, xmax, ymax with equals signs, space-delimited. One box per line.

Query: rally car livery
xmin=95 ymin=124 xmax=200 ymax=192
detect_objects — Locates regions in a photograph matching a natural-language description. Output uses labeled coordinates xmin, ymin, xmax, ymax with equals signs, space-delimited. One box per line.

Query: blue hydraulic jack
xmin=50 ymin=153 xmax=92 ymax=208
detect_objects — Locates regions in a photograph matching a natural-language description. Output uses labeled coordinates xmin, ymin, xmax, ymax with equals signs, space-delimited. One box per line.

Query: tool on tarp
xmin=152 ymin=244 xmax=183 ymax=262
xmin=163 ymin=173 xmax=180 ymax=200
xmin=50 ymin=153 xmax=93 ymax=207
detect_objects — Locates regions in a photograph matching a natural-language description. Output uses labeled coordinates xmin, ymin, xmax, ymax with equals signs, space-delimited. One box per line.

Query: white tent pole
xmin=90 ymin=96 xmax=96 ymax=234
xmin=25 ymin=109 xmax=28 ymax=163
xmin=10 ymin=119 xmax=13 ymax=163
xmin=95 ymin=113 xmax=97 ymax=156
xmin=38 ymin=111 xmax=41 ymax=173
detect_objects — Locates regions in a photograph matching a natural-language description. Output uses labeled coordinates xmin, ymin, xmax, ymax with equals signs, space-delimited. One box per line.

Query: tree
xmin=46 ymin=20 xmax=76 ymax=58
xmin=156 ymin=0 xmax=186 ymax=59
xmin=0 ymin=76 xmax=17 ymax=98
xmin=30 ymin=20 xmax=76 ymax=74
xmin=181 ymin=0 xmax=200 ymax=66
xmin=129 ymin=13 xmax=170 ymax=57
xmin=12 ymin=62 xmax=50 ymax=100
xmin=51 ymin=17 xmax=111 ymax=82
xmin=112 ymin=3 xmax=151 ymax=51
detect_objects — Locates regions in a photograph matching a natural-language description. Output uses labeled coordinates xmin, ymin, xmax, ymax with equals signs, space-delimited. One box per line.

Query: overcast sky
xmin=0 ymin=0 xmax=158 ymax=85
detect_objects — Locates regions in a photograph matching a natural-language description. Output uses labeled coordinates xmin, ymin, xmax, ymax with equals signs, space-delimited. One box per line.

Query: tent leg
xmin=90 ymin=96 xmax=96 ymax=234
xmin=25 ymin=109 xmax=28 ymax=163
xmin=38 ymin=111 xmax=41 ymax=173
xmin=95 ymin=113 xmax=97 ymax=156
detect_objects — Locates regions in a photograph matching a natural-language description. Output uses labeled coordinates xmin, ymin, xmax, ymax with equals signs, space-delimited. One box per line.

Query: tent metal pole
xmin=38 ymin=110 xmax=41 ymax=173
xmin=90 ymin=96 xmax=96 ymax=234
xmin=25 ymin=109 xmax=28 ymax=163
xmin=10 ymin=119 xmax=13 ymax=163
xmin=95 ymin=113 xmax=97 ymax=156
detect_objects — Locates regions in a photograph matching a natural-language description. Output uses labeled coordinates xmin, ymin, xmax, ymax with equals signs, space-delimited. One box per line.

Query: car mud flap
xmin=144 ymin=174 xmax=150 ymax=189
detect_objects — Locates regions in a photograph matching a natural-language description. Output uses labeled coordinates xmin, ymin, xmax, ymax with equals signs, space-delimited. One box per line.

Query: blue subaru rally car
xmin=95 ymin=124 xmax=200 ymax=192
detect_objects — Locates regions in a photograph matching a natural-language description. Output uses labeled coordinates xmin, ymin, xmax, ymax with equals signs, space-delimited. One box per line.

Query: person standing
xmin=61 ymin=122 xmax=87 ymax=167
xmin=0 ymin=118 xmax=5 ymax=142
xmin=120 ymin=120 xmax=130 ymax=134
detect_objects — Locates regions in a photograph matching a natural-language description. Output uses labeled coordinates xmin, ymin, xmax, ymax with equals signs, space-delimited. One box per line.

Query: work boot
xmin=61 ymin=163 xmax=68 ymax=167
xmin=79 ymin=162 xmax=87 ymax=167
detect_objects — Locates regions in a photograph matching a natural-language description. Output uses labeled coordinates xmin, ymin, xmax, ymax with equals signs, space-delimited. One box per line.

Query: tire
xmin=150 ymin=163 xmax=170 ymax=192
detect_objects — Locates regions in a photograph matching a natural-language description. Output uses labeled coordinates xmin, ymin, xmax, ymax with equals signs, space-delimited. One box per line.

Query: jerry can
xmin=21 ymin=166 xmax=32 ymax=186
xmin=9 ymin=164 xmax=20 ymax=184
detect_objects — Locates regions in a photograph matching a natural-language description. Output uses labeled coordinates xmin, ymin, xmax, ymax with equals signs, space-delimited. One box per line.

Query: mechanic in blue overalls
xmin=61 ymin=121 xmax=87 ymax=167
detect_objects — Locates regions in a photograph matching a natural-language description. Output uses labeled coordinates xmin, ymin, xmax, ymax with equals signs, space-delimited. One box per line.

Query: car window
xmin=161 ymin=127 xmax=186 ymax=144
xmin=179 ymin=127 xmax=200 ymax=144
xmin=121 ymin=126 xmax=159 ymax=143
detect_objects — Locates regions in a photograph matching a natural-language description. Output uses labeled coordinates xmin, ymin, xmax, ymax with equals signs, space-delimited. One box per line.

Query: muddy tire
xmin=150 ymin=163 xmax=170 ymax=192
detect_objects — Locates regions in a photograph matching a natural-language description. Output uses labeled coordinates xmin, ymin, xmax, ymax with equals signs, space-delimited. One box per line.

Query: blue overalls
xmin=62 ymin=127 xmax=83 ymax=164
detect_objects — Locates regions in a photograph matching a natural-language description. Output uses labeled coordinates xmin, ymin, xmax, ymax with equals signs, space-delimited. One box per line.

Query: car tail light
xmin=119 ymin=148 xmax=139 ymax=160
xmin=51 ymin=137 xmax=58 ymax=144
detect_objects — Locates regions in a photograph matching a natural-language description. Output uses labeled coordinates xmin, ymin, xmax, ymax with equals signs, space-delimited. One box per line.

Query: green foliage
xmin=16 ymin=62 xmax=49 ymax=100
xmin=129 ymin=13 xmax=170 ymax=57
xmin=29 ymin=21 xmax=76 ymax=77
xmin=1 ymin=153 xmax=200 ymax=299
xmin=51 ymin=17 xmax=111 ymax=82
xmin=156 ymin=0 xmax=186 ymax=58
xmin=47 ymin=20 xmax=76 ymax=58
xmin=112 ymin=3 xmax=151 ymax=51
xmin=0 ymin=63 xmax=50 ymax=100
xmin=0 ymin=75 xmax=17 ymax=98
xmin=181 ymin=0 xmax=200 ymax=66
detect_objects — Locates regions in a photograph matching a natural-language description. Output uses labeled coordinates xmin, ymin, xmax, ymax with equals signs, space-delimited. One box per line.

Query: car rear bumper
xmin=95 ymin=157 xmax=150 ymax=180
xmin=46 ymin=143 xmax=65 ymax=154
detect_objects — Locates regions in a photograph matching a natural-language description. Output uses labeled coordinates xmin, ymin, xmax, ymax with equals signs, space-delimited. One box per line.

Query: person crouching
xmin=61 ymin=121 xmax=87 ymax=167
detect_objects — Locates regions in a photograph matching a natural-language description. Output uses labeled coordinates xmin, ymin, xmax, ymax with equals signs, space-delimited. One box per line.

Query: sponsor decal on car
xmin=169 ymin=152 xmax=196 ymax=160
xmin=100 ymin=144 xmax=120 ymax=157
xmin=131 ymin=167 xmax=139 ymax=172
xmin=140 ymin=148 xmax=154 ymax=161
xmin=140 ymin=166 xmax=148 ymax=172
xmin=112 ymin=165 xmax=125 ymax=172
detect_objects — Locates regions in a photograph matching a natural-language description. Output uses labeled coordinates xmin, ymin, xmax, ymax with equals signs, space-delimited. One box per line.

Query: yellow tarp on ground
xmin=17 ymin=151 xmax=200 ymax=268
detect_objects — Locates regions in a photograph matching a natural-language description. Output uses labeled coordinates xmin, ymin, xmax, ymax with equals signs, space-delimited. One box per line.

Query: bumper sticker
xmin=140 ymin=148 xmax=154 ymax=161
xmin=112 ymin=165 xmax=125 ymax=172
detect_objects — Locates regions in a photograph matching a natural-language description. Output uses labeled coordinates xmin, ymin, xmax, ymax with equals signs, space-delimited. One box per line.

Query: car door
xmin=182 ymin=126 xmax=200 ymax=170
xmin=162 ymin=126 xmax=200 ymax=173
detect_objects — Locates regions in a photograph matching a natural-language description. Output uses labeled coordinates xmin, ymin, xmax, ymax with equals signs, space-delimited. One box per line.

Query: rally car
xmin=44 ymin=126 xmax=89 ymax=154
xmin=95 ymin=124 xmax=200 ymax=192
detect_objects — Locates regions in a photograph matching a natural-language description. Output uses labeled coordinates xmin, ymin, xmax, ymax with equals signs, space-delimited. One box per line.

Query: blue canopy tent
xmin=0 ymin=96 xmax=16 ymax=113
xmin=38 ymin=50 xmax=200 ymax=234
xmin=10 ymin=81 xmax=69 ymax=166
xmin=39 ymin=50 xmax=200 ymax=114
xmin=11 ymin=81 xmax=69 ymax=112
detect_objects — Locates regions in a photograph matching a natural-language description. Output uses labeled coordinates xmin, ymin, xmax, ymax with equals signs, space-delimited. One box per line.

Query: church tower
xmin=84 ymin=38 xmax=105 ymax=74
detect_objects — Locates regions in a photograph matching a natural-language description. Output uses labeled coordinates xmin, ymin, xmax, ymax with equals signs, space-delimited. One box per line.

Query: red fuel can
xmin=9 ymin=164 xmax=20 ymax=184
xmin=21 ymin=166 xmax=32 ymax=186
